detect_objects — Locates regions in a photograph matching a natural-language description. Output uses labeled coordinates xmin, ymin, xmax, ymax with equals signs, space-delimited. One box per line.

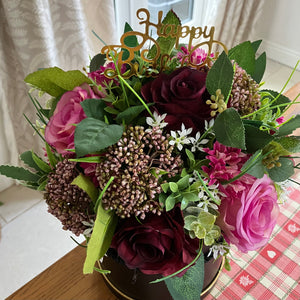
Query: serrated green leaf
xmin=165 ymin=194 xmax=176 ymax=211
xmin=206 ymin=51 xmax=234 ymax=99
xmin=20 ymin=151 xmax=43 ymax=172
xmin=276 ymin=136 xmax=300 ymax=153
xmin=244 ymin=124 xmax=274 ymax=153
xmin=241 ymin=150 xmax=265 ymax=178
xmin=0 ymin=165 xmax=40 ymax=182
xmin=267 ymin=157 xmax=294 ymax=182
xmin=74 ymin=118 xmax=123 ymax=157
xmin=90 ymin=53 xmax=106 ymax=72
xmin=71 ymin=174 xmax=99 ymax=203
xmin=213 ymin=108 xmax=246 ymax=149
xmin=81 ymin=98 xmax=107 ymax=121
xmin=228 ymin=41 xmax=256 ymax=76
xmin=83 ymin=205 xmax=117 ymax=274
xmin=165 ymin=253 xmax=204 ymax=300
xmin=276 ymin=115 xmax=300 ymax=137
xmin=169 ymin=182 xmax=178 ymax=192
xmin=31 ymin=151 xmax=52 ymax=173
xmin=25 ymin=67 xmax=91 ymax=97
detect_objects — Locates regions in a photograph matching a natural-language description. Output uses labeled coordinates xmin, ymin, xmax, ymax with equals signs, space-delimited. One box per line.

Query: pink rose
xmin=217 ymin=174 xmax=279 ymax=252
xmin=45 ymin=84 xmax=98 ymax=156
xmin=111 ymin=205 xmax=199 ymax=277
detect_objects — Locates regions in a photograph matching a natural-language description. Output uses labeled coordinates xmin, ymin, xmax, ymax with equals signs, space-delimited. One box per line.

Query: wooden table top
xmin=6 ymin=82 xmax=300 ymax=300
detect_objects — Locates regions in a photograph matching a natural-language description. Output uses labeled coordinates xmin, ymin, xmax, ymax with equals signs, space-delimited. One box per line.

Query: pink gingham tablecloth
xmin=205 ymin=181 xmax=300 ymax=300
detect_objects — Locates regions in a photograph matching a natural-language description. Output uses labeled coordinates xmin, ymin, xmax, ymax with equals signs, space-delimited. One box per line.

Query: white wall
xmin=253 ymin=0 xmax=300 ymax=70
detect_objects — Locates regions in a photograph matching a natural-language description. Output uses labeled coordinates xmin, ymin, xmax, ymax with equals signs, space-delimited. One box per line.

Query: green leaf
xmin=83 ymin=205 xmax=117 ymax=274
xmin=161 ymin=182 xmax=170 ymax=193
xmin=267 ymin=157 xmax=294 ymax=182
xmin=252 ymin=52 xmax=266 ymax=83
xmin=228 ymin=41 xmax=256 ymax=76
xmin=241 ymin=150 xmax=265 ymax=178
xmin=165 ymin=253 xmax=204 ymax=300
xmin=115 ymin=105 xmax=147 ymax=124
xmin=251 ymin=40 xmax=262 ymax=53
xmin=25 ymin=67 xmax=91 ymax=97
xmin=20 ymin=151 xmax=43 ymax=172
xmin=0 ymin=165 xmax=40 ymax=182
xmin=165 ymin=194 xmax=176 ymax=211
xmin=71 ymin=174 xmax=99 ymax=203
xmin=81 ymin=99 xmax=107 ymax=121
xmin=206 ymin=51 xmax=234 ymax=99
xmin=182 ymin=192 xmax=199 ymax=203
xmin=276 ymin=115 xmax=300 ymax=136
xmin=90 ymin=53 xmax=106 ymax=72
xmin=147 ymin=10 xmax=181 ymax=59
xmin=31 ymin=151 xmax=52 ymax=173
xmin=122 ymin=22 xmax=139 ymax=61
xmin=276 ymin=136 xmax=300 ymax=153
xmin=244 ymin=124 xmax=274 ymax=153
xmin=169 ymin=182 xmax=178 ymax=192
xmin=45 ymin=143 xmax=58 ymax=168
xmin=177 ymin=175 xmax=190 ymax=190
xmin=213 ymin=108 xmax=246 ymax=149
xmin=74 ymin=118 xmax=123 ymax=157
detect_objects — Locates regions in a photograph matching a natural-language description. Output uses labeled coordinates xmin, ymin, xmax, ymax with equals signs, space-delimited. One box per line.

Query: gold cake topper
xmin=101 ymin=8 xmax=228 ymax=79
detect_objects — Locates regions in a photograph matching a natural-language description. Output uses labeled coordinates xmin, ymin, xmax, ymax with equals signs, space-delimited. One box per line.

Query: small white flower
xmin=169 ymin=123 xmax=193 ymax=151
xmin=205 ymin=119 xmax=215 ymax=131
xmin=190 ymin=131 xmax=209 ymax=152
xmin=146 ymin=112 xmax=168 ymax=132
xmin=208 ymin=244 xmax=230 ymax=260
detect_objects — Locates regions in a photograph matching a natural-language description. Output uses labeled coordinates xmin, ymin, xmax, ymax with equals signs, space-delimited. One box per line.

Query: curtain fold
xmin=208 ymin=0 xmax=264 ymax=49
xmin=0 ymin=0 xmax=116 ymax=191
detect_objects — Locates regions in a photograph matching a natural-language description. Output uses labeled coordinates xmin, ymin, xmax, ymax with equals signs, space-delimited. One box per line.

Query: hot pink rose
xmin=45 ymin=84 xmax=98 ymax=156
xmin=111 ymin=205 xmax=199 ymax=277
xmin=217 ymin=174 xmax=279 ymax=252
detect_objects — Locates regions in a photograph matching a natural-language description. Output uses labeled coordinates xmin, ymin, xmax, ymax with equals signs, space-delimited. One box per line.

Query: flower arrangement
xmin=1 ymin=8 xmax=300 ymax=300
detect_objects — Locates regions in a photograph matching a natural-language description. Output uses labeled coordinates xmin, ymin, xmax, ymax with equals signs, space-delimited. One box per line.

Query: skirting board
xmin=256 ymin=39 xmax=300 ymax=71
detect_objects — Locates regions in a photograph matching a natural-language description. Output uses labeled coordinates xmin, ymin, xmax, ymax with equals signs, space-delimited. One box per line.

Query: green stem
xmin=118 ymin=75 xmax=154 ymax=118
xmin=94 ymin=176 xmax=114 ymax=212
xmin=196 ymin=171 xmax=220 ymax=205
xmin=150 ymin=240 xmax=203 ymax=284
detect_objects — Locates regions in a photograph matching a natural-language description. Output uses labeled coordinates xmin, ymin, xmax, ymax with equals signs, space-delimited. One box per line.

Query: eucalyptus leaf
xmin=252 ymin=52 xmax=266 ymax=83
xmin=251 ymin=40 xmax=262 ymax=53
xmin=165 ymin=253 xmax=204 ymax=300
xmin=241 ymin=150 xmax=265 ymax=178
xmin=213 ymin=108 xmax=246 ymax=149
xmin=206 ymin=51 xmax=234 ymax=99
xmin=267 ymin=157 xmax=294 ymax=182
xmin=74 ymin=118 xmax=123 ymax=157
xmin=122 ymin=22 xmax=139 ymax=61
xmin=115 ymin=105 xmax=147 ymax=124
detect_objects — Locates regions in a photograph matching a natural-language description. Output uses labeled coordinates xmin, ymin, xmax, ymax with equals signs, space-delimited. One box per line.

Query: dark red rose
xmin=111 ymin=205 xmax=199 ymax=277
xmin=141 ymin=67 xmax=211 ymax=132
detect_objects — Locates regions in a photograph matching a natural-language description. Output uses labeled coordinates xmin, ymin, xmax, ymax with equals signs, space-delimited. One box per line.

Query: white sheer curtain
xmin=0 ymin=0 xmax=116 ymax=192
xmin=205 ymin=0 xmax=264 ymax=49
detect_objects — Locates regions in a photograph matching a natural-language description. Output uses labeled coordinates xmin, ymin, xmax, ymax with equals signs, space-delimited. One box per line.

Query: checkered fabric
xmin=204 ymin=179 xmax=300 ymax=300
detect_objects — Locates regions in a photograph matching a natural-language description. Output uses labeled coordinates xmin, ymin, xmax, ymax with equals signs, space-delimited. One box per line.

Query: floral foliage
xmin=1 ymin=9 xmax=300 ymax=300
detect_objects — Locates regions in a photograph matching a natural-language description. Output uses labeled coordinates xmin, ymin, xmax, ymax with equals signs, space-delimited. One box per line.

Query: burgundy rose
xmin=141 ymin=67 xmax=211 ymax=132
xmin=111 ymin=205 xmax=199 ymax=277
